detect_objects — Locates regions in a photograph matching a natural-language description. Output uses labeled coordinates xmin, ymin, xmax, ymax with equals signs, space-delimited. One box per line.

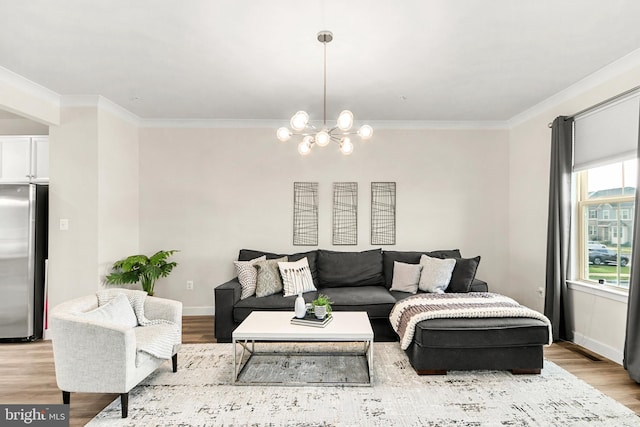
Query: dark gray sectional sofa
xmin=214 ymin=248 xmax=549 ymax=374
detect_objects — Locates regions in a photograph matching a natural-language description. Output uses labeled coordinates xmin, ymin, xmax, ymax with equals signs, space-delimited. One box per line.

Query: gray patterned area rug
xmin=87 ymin=343 xmax=639 ymax=427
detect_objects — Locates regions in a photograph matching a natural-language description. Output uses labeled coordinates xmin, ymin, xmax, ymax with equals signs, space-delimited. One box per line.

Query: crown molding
xmin=61 ymin=95 xmax=141 ymax=125
xmin=139 ymin=118 xmax=510 ymax=130
xmin=508 ymin=47 xmax=640 ymax=128
xmin=0 ymin=66 xmax=61 ymax=106
xmin=0 ymin=66 xmax=61 ymax=125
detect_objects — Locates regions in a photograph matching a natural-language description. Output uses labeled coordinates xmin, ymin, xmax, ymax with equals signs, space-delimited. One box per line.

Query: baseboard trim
xmin=572 ymin=331 xmax=623 ymax=365
xmin=183 ymin=306 xmax=214 ymax=316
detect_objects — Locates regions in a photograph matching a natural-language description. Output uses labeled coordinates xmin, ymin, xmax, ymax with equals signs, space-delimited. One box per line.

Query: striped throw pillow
xmin=278 ymin=257 xmax=317 ymax=297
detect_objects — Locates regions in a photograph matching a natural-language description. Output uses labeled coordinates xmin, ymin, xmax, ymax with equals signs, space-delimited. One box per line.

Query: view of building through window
xmin=579 ymin=159 xmax=636 ymax=288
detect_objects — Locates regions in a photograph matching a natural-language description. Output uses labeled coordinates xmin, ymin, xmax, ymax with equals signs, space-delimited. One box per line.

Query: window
xmin=576 ymin=159 xmax=636 ymax=289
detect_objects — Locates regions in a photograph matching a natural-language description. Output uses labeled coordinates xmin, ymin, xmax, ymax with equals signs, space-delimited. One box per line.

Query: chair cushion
xmin=77 ymin=293 xmax=137 ymax=328
xmin=317 ymin=249 xmax=385 ymax=288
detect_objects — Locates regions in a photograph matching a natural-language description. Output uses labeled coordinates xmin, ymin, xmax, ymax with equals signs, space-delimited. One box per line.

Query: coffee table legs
xmin=233 ymin=339 xmax=255 ymax=384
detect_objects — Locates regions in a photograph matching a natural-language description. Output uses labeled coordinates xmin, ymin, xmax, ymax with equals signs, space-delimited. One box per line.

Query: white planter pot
xmin=314 ymin=305 xmax=327 ymax=320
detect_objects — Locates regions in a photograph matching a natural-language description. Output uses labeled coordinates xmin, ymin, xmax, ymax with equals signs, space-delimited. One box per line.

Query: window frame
xmin=575 ymin=161 xmax=635 ymax=290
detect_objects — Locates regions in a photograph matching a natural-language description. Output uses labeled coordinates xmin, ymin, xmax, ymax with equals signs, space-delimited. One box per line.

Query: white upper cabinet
xmin=0 ymin=136 xmax=49 ymax=183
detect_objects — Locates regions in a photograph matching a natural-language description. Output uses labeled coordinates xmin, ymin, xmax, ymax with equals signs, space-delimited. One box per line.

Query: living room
xmin=2 ymin=1 xmax=640 ymax=425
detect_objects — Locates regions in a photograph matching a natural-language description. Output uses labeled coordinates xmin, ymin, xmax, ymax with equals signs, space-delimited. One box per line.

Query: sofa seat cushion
xmin=320 ymin=286 xmax=396 ymax=319
xmin=233 ymin=292 xmax=317 ymax=324
xmin=413 ymin=317 xmax=549 ymax=349
xmin=317 ymin=249 xmax=385 ymax=288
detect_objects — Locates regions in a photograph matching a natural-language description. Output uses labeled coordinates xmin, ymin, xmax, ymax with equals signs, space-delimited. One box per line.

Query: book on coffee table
xmin=291 ymin=313 xmax=333 ymax=327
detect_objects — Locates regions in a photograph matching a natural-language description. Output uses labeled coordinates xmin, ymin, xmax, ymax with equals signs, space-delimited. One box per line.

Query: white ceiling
xmin=2 ymin=0 xmax=640 ymax=123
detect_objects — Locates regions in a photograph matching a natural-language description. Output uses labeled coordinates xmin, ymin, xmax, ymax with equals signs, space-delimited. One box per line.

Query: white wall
xmin=508 ymin=64 xmax=640 ymax=363
xmin=48 ymin=107 xmax=100 ymax=308
xmin=139 ymin=127 xmax=510 ymax=313
xmin=97 ymin=109 xmax=139 ymax=280
xmin=47 ymin=105 xmax=139 ymax=309
xmin=0 ymin=118 xmax=48 ymax=135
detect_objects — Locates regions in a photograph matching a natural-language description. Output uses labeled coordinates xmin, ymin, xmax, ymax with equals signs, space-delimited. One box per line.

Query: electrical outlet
xmin=186 ymin=280 xmax=194 ymax=290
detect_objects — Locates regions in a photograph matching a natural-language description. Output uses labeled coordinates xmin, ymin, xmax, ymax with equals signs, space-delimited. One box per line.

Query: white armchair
xmin=50 ymin=290 xmax=182 ymax=418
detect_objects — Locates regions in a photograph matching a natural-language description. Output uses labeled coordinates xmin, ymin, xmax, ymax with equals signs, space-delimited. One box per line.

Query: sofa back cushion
xmin=382 ymin=249 xmax=461 ymax=288
xmin=317 ymin=248 xmax=385 ymax=288
xmin=239 ymin=249 xmax=319 ymax=286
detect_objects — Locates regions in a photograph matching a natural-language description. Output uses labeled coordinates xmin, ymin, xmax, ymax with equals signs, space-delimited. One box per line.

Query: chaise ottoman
xmin=404 ymin=316 xmax=550 ymax=374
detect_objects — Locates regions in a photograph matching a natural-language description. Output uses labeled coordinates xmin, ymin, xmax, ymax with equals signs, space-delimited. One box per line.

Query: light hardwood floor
xmin=0 ymin=316 xmax=638 ymax=426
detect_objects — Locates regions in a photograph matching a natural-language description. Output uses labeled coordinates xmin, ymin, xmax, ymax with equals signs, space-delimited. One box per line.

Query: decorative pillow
xmin=78 ymin=293 xmax=138 ymax=328
xmin=390 ymin=261 xmax=423 ymax=294
xmin=234 ymin=255 xmax=267 ymax=299
xmin=418 ymin=255 xmax=456 ymax=293
xmin=447 ymin=256 xmax=482 ymax=293
xmin=278 ymin=257 xmax=317 ymax=297
xmin=382 ymin=249 xmax=461 ymax=288
xmin=255 ymin=256 xmax=287 ymax=297
xmin=238 ymin=249 xmax=320 ymax=287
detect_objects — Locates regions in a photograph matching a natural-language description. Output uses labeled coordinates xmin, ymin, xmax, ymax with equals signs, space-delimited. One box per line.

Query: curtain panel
xmin=544 ymin=116 xmax=574 ymax=342
xmin=623 ymin=112 xmax=640 ymax=382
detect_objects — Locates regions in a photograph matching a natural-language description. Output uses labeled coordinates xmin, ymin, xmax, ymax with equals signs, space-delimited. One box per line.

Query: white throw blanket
xmin=389 ymin=292 xmax=553 ymax=350
xmin=97 ymin=289 xmax=180 ymax=362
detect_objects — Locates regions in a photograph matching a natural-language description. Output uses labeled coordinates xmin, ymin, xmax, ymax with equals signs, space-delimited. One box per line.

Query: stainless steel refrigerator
xmin=0 ymin=184 xmax=48 ymax=341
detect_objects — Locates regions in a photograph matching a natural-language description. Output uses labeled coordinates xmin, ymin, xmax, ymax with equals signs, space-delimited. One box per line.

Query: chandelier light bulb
xmin=298 ymin=138 xmax=312 ymax=155
xmin=316 ymin=130 xmax=330 ymax=147
xmin=340 ymin=137 xmax=354 ymax=155
xmin=276 ymin=127 xmax=291 ymax=142
xmin=337 ymin=110 xmax=354 ymax=131
xmin=357 ymin=124 xmax=373 ymax=140
xmin=290 ymin=111 xmax=309 ymax=131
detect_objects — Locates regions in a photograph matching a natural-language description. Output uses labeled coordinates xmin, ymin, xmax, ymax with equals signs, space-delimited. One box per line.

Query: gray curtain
xmin=623 ymin=117 xmax=640 ymax=382
xmin=544 ymin=116 xmax=574 ymax=342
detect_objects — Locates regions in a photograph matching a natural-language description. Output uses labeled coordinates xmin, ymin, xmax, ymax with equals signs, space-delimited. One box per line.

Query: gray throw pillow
xmin=255 ymin=257 xmax=287 ymax=297
xmin=418 ymin=254 xmax=456 ymax=293
xmin=390 ymin=261 xmax=422 ymax=294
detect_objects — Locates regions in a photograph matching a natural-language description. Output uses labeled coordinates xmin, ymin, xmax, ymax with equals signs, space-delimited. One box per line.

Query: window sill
xmin=566 ymin=280 xmax=628 ymax=303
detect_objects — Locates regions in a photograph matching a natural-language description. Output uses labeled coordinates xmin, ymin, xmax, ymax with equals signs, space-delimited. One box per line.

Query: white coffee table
xmin=232 ymin=311 xmax=374 ymax=386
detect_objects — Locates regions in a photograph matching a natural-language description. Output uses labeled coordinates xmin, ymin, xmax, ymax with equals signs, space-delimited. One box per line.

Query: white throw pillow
xmin=234 ymin=255 xmax=267 ymax=299
xmin=278 ymin=257 xmax=317 ymax=297
xmin=419 ymin=254 xmax=456 ymax=293
xmin=78 ymin=293 xmax=138 ymax=328
xmin=390 ymin=261 xmax=423 ymax=294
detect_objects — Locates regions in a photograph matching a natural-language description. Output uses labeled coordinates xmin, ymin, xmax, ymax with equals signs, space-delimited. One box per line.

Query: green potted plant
xmin=105 ymin=250 xmax=178 ymax=296
xmin=312 ymin=294 xmax=332 ymax=320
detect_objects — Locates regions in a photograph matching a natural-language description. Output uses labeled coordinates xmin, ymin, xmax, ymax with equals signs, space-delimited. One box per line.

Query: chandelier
xmin=276 ymin=31 xmax=373 ymax=156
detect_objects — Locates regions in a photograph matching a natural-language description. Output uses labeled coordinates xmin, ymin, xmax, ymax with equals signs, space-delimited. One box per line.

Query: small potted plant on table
xmin=312 ymin=294 xmax=332 ymax=320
